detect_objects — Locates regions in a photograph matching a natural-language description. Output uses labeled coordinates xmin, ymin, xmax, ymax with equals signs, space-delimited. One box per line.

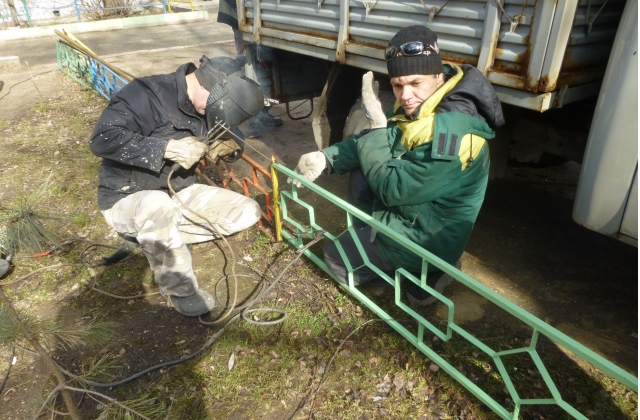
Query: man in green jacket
xmin=291 ymin=25 xmax=504 ymax=305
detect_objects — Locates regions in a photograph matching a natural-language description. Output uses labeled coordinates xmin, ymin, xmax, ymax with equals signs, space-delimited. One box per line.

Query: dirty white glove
xmin=164 ymin=136 xmax=208 ymax=169
xmin=361 ymin=71 xmax=387 ymax=129
xmin=287 ymin=151 xmax=327 ymax=188
xmin=208 ymin=136 xmax=242 ymax=163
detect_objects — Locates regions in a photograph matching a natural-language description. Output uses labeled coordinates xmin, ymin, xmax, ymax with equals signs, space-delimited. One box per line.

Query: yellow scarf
xmin=388 ymin=64 xmax=463 ymax=150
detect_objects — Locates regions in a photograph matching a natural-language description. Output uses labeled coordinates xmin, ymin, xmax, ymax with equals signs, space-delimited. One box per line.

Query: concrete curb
xmin=0 ymin=11 xmax=209 ymax=42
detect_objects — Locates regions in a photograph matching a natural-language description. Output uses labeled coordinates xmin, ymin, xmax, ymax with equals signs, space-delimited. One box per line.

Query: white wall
xmin=26 ymin=0 xmax=77 ymax=20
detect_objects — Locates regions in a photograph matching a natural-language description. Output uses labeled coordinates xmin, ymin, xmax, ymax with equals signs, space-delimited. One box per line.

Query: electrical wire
xmin=0 ymin=345 xmax=15 ymax=394
xmin=166 ymin=166 xmax=241 ymax=325
xmin=0 ymin=124 xmax=322 ymax=391
xmin=0 ymin=71 xmax=54 ymax=101
xmin=8 ymin=233 xmax=321 ymax=388
xmin=271 ymin=99 xmax=311 ymax=118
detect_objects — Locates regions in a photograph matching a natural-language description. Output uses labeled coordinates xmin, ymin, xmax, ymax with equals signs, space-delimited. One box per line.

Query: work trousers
xmin=323 ymin=168 xmax=448 ymax=290
xmin=101 ymin=184 xmax=261 ymax=296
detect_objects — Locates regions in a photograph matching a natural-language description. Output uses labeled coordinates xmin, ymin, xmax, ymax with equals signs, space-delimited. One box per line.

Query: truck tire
xmin=343 ymin=90 xmax=396 ymax=139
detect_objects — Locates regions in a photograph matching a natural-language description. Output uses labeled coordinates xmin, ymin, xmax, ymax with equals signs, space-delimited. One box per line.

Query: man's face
xmin=192 ymin=84 xmax=210 ymax=115
xmin=390 ymin=74 xmax=442 ymax=116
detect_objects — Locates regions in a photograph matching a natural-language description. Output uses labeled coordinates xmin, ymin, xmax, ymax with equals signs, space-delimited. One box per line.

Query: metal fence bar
xmin=57 ymin=40 xmax=128 ymax=100
xmin=272 ymin=162 xmax=638 ymax=419
xmin=0 ymin=0 xmax=32 ymax=27
xmin=72 ymin=0 xmax=167 ymax=23
xmin=197 ymin=154 xmax=275 ymax=238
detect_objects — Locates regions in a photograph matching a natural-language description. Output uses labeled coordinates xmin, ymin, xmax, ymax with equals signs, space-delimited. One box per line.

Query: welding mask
xmin=205 ymin=74 xmax=264 ymax=129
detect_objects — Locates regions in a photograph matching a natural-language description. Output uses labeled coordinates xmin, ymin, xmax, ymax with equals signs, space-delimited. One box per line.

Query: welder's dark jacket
xmin=89 ymin=63 xmax=206 ymax=210
xmin=322 ymin=64 xmax=504 ymax=273
xmin=217 ymin=0 xmax=239 ymax=29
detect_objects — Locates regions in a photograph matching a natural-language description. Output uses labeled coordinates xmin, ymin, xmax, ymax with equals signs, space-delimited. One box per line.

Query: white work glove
xmin=361 ymin=71 xmax=387 ymax=129
xmin=208 ymin=136 xmax=242 ymax=163
xmin=164 ymin=136 xmax=208 ymax=169
xmin=287 ymin=151 xmax=327 ymax=188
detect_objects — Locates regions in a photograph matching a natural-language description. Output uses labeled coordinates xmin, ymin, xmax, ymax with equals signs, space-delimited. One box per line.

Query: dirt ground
xmin=0 ymin=38 xmax=637 ymax=419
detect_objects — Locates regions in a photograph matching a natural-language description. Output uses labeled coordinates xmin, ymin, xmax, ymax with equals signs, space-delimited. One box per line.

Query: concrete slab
xmin=0 ymin=56 xmax=20 ymax=65
xmin=169 ymin=0 xmax=220 ymax=13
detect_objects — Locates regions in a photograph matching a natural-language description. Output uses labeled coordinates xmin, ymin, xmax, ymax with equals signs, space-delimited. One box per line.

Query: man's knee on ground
xmin=226 ymin=197 xmax=261 ymax=234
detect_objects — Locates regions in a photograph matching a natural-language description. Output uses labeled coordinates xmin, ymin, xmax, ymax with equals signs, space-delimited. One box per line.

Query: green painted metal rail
xmin=0 ymin=0 xmax=31 ymax=27
xmin=273 ymin=162 xmax=637 ymax=419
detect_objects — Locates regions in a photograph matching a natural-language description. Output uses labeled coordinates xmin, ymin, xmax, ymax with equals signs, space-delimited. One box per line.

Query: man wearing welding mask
xmin=291 ymin=26 xmax=504 ymax=305
xmin=89 ymin=56 xmax=264 ymax=317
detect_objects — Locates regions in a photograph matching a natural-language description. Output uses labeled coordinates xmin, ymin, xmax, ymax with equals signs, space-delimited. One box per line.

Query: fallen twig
xmin=0 ymin=263 xmax=79 ymax=287
xmin=288 ymin=319 xmax=384 ymax=419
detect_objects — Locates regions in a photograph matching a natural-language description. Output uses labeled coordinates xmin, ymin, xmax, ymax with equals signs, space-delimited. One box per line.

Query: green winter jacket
xmin=322 ymin=64 xmax=504 ymax=273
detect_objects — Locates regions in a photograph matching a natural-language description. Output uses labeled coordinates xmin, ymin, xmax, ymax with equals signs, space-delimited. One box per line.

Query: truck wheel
xmin=343 ymin=90 xmax=396 ymax=139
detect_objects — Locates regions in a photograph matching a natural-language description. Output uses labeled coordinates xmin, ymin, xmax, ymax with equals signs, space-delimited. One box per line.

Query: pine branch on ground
xmin=0 ymin=175 xmax=59 ymax=256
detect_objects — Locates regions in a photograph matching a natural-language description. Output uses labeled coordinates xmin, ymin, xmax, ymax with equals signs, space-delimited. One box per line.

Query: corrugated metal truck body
xmin=238 ymin=0 xmax=624 ymax=112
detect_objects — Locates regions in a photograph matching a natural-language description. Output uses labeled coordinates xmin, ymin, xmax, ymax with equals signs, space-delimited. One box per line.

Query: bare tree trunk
xmin=4 ymin=0 xmax=21 ymax=27
xmin=103 ymin=0 xmax=119 ymax=17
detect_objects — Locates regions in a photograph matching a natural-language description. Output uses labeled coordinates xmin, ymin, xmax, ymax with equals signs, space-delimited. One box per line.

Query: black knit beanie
xmin=387 ymin=25 xmax=444 ymax=78
xmin=194 ymin=55 xmax=226 ymax=92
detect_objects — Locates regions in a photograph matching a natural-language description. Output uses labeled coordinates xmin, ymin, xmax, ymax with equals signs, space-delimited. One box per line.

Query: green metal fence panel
xmin=273 ymin=162 xmax=637 ymax=419
xmin=0 ymin=0 xmax=32 ymax=27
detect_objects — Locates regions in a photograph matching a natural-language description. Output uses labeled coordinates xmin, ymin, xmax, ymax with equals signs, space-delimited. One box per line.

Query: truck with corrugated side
xmin=237 ymin=0 xmax=637 ymax=246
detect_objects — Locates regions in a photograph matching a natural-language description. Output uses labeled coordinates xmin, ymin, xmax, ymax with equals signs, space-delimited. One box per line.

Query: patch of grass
xmin=248 ymin=232 xmax=279 ymax=258
xmin=31 ymin=102 xmax=50 ymax=113
xmin=0 ymin=120 xmax=8 ymax=131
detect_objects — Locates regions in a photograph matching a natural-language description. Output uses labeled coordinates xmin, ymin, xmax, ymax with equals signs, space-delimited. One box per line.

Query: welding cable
xmin=9 ymin=233 xmax=321 ymax=388
xmin=213 ymin=273 xmax=267 ymax=311
xmin=271 ymin=99 xmax=310 ymax=117
xmin=238 ymin=233 xmax=324 ymax=326
xmin=2 ymin=238 xmax=149 ymax=297
xmin=10 ymin=318 xmax=239 ymax=389
xmin=0 ymin=345 xmax=16 ymax=394
xmin=0 ymin=71 xmax=54 ymax=101
xmin=8 ymin=237 xmax=142 ymax=268
xmin=167 ymin=167 xmax=241 ymax=325
xmin=4 ymin=230 xmax=321 ymax=389
xmin=78 ymin=242 xmax=142 ymax=268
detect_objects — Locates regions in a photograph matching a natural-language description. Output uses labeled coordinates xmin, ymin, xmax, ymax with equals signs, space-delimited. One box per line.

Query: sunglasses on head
xmin=384 ymin=41 xmax=438 ymax=61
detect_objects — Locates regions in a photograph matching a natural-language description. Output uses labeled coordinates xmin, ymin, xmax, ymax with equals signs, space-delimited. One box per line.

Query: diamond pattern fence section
xmin=272 ymin=162 xmax=637 ymax=420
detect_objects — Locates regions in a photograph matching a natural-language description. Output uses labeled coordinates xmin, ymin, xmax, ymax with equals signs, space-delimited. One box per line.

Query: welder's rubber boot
xmin=160 ymin=287 xmax=216 ymax=317
xmin=406 ymin=261 xmax=461 ymax=306
xmin=101 ymin=237 xmax=139 ymax=265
